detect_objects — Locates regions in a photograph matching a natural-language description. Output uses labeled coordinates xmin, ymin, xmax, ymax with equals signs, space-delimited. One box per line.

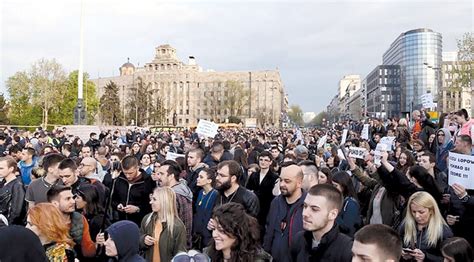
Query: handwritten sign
xmin=448 ymin=152 xmax=474 ymax=189
xmin=380 ymin=136 xmax=396 ymax=151
xmin=421 ymin=93 xmax=434 ymax=109
xmin=361 ymin=124 xmax=369 ymax=140
xmin=196 ymin=120 xmax=218 ymax=138
xmin=166 ymin=152 xmax=185 ymax=161
xmin=341 ymin=129 xmax=348 ymax=145
xmin=349 ymin=147 xmax=367 ymax=159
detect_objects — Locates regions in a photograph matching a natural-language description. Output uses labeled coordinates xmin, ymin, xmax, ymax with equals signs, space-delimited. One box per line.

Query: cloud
xmin=1 ymin=0 xmax=472 ymax=114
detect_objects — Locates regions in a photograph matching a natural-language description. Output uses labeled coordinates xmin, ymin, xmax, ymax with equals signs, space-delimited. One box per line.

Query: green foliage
xmin=310 ymin=111 xmax=329 ymax=126
xmin=49 ymin=70 xmax=99 ymax=125
xmin=100 ymin=81 xmax=123 ymax=125
xmin=125 ymin=77 xmax=166 ymax=126
xmin=448 ymin=33 xmax=474 ymax=94
xmin=6 ymin=60 xmax=98 ymax=126
xmin=288 ymin=104 xmax=304 ymax=126
xmin=228 ymin=115 xmax=242 ymax=124
xmin=0 ymin=93 xmax=10 ymax=124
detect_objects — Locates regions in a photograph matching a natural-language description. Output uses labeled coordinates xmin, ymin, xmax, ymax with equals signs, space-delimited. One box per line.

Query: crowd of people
xmin=0 ymin=107 xmax=474 ymax=261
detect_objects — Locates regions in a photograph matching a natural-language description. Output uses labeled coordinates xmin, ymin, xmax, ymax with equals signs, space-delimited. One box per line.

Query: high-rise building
xmin=338 ymin=75 xmax=361 ymax=119
xmin=91 ymin=44 xmax=286 ymax=127
xmin=383 ymin=28 xmax=442 ymax=113
xmin=365 ymin=65 xmax=402 ymax=119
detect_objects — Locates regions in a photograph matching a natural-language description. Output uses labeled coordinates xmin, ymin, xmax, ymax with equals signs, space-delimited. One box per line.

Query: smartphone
xmin=402 ymin=248 xmax=414 ymax=253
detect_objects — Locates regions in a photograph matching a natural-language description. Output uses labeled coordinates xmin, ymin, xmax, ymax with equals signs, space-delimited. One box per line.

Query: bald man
xmin=263 ymin=163 xmax=306 ymax=262
xmin=79 ymin=157 xmax=102 ymax=182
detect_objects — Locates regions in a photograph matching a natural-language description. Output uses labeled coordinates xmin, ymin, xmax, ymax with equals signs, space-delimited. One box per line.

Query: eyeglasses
xmin=172 ymin=252 xmax=209 ymax=262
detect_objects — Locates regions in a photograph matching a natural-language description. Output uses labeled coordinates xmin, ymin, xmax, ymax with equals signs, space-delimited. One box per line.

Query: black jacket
xmin=110 ymin=171 xmax=155 ymax=225
xmin=290 ymin=225 xmax=353 ymax=262
xmin=0 ymin=177 xmax=26 ymax=225
xmin=213 ymin=186 xmax=260 ymax=217
xmin=247 ymin=170 xmax=279 ymax=228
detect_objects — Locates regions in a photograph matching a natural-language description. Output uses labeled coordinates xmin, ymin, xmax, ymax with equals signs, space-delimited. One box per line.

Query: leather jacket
xmin=0 ymin=177 xmax=26 ymax=225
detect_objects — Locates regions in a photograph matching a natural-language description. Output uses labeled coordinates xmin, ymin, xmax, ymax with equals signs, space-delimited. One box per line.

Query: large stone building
xmin=91 ymin=44 xmax=287 ymax=127
xmin=438 ymin=51 xmax=473 ymax=114
xmin=338 ymin=75 xmax=361 ymax=120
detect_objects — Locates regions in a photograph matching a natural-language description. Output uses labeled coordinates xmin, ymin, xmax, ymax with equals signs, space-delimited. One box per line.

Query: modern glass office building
xmin=383 ymin=28 xmax=442 ymax=113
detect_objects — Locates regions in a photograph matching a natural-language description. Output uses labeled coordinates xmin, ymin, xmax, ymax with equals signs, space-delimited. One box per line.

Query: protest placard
xmin=380 ymin=136 xmax=396 ymax=151
xmin=341 ymin=129 xmax=348 ymax=145
xmin=421 ymin=93 xmax=434 ymax=109
xmin=166 ymin=152 xmax=185 ymax=161
xmin=337 ymin=149 xmax=346 ymax=160
xmin=448 ymin=152 xmax=474 ymax=189
xmin=196 ymin=119 xmax=218 ymax=138
xmin=361 ymin=124 xmax=369 ymax=140
xmin=348 ymin=147 xmax=367 ymax=159
xmin=317 ymin=135 xmax=327 ymax=148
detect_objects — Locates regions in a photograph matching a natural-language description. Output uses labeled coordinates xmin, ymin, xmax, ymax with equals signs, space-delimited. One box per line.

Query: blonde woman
xmin=399 ymin=191 xmax=453 ymax=262
xmin=139 ymin=187 xmax=186 ymax=262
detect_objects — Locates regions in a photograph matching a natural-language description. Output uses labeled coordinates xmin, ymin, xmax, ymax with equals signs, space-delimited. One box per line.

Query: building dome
xmin=121 ymin=58 xmax=135 ymax=68
xmin=120 ymin=58 xmax=135 ymax=76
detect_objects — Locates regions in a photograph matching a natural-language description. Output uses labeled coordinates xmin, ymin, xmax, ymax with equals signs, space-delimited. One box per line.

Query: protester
xmin=26 ymin=153 xmax=66 ymax=207
xmin=352 ymin=224 xmax=402 ymax=262
xmin=441 ymin=237 xmax=473 ymax=262
xmin=246 ymin=151 xmax=279 ymax=233
xmin=18 ymin=147 xmax=37 ymax=185
xmin=331 ymin=171 xmax=362 ymax=237
xmin=0 ymin=225 xmax=49 ymax=262
xmin=26 ymin=203 xmax=75 ymax=262
xmin=110 ymin=156 xmax=154 ymax=225
xmin=103 ymin=220 xmax=145 ymax=262
xmin=204 ymin=202 xmax=272 ymax=262
xmin=155 ymin=160 xmax=193 ymax=248
xmin=139 ymin=187 xmax=186 ymax=261
xmin=75 ymin=184 xmax=110 ymax=241
xmin=0 ymin=156 xmax=26 ymax=225
xmin=290 ymin=184 xmax=353 ymax=261
xmin=193 ymin=168 xmax=218 ymax=250
xmin=399 ymin=191 xmax=453 ymax=261
xmin=263 ymin=163 xmax=305 ymax=262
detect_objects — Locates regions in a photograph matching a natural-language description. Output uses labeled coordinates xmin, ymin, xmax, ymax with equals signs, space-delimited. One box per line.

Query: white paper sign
xmin=196 ymin=120 xmax=218 ymax=138
xmin=166 ymin=152 xmax=185 ymax=161
xmin=361 ymin=124 xmax=370 ymax=140
xmin=448 ymin=152 xmax=474 ymax=189
xmin=337 ymin=149 xmax=346 ymax=160
xmin=341 ymin=129 xmax=348 ymax=145
xmin=421 ymin=93 xmax=434 ymax=108
xmin=380 ymin=136 xmax=396 ymax=151
xmin=471 ymin=126 xmax=474 ymax=145
xmin=318 ymin=135 xmax=327 ymax=149
xmin=349 ymin=147 xmax=367 ymax=159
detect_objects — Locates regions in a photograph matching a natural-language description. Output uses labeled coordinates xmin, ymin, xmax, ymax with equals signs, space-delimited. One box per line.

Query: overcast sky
xmin=1 ymin=0 xmax=472 ymax=113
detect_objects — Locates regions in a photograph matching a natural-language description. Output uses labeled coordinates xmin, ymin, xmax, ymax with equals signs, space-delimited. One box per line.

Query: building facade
xmin=365 ymin=65 xmax=401 ymax=119
xmin=91 ymin=44 xmax=286 ymax=127
xmin=438 ymin=52 xmax=473 ymax=114
xmin=338 ymin=75 xmax=361 ymax=119
xmin=383 ymin=28 xmax=442 ymax=113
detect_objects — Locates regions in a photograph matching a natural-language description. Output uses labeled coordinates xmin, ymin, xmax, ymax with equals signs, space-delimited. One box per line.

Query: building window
xmin=186 ymin=109 xmax=189 ymax=114
xmin=186 ymin=119 xmax=189 ymax=124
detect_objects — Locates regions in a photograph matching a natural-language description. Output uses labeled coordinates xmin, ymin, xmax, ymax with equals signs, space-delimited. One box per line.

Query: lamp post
xmin=74 ymin=0 xmax=87 ymax=125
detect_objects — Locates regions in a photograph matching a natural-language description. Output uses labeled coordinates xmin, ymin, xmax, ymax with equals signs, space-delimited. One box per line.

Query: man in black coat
xmin=290 ymin=184 xmax=352 ymax=261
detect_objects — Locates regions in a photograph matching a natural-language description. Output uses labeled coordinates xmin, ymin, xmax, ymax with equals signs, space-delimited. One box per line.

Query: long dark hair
xmin=441 ymin=237 xmax=473 ymax=262
xmin=397 ymin=150 xmax=415 ymax=175
xmin=207 ymin=203 xmax=261 ymax=262
xmin=76 ymin=184 xmax=104 ymax=216
xmin=233 ymin=147 xmax=248 ymax=170
xmin=331 ymin=171 xmax=358 ymax=200
xmin=408 ymin=165 xmax=443 ymax=202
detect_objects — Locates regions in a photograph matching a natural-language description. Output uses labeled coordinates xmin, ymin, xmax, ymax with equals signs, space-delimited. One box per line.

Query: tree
xmin=0 ymin=93 xmax=9 ymax=124
xmin=310 ymin=111 xmax=329 ymax=126
xmin=100 ymin=81 xmax=123 ymax=125
xmin=6 ymin=70 xmax=43 ymax=126
xmin=149 ymin=96 xmax=166 ymax=125
xmin=224 ymin=80 xmax=249 ymax=117
xmin=125 ymin=77 xmax=153 ymax=126
xmin=30 ymin=58 xmax=67 ymax=127
xmin=447 ymin=33 xmax=474 ymax=94
xmin=288 ymin=104 xmax=304 ymax=126
xmin=49 ymin=70 xmax=99 ymax=125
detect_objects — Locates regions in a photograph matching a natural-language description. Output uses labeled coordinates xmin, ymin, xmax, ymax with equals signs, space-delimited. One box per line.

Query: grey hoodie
xmin=172 ymin=179 xmax=193 ymax=201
